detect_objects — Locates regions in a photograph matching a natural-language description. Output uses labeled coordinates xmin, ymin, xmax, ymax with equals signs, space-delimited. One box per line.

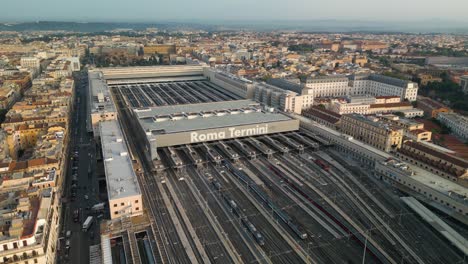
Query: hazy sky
xmin=1 ymin=0 xmax=468 ymax=23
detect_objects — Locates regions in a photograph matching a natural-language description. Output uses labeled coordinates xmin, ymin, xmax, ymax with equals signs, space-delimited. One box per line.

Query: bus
xmin=82 ymin=216 xmax=94 ymax=232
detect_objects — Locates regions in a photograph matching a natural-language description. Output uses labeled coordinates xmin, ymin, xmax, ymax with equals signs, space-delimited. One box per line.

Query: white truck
xmin=82 ymin=216 xmax=94 ymax=232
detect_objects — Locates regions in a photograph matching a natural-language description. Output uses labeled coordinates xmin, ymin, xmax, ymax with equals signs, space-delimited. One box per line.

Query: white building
xmin=304 ymin=75 xmax=350 ymax=98
xmin=350 ymin=74 xmax=418 ymax=101
xmin=398 ymin=108 xmax=424 ymax=118
xmin=329 ymin=99 xmax=371 ymax=115
xmin=66 ymin=57 xmax=81 ymax=72
xmin=20 ymin=57 xmax=41 ymax=70
xmin=437 ymin=112 xmax=468 ymax=141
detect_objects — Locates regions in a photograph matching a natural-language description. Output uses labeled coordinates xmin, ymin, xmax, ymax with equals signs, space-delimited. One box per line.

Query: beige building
xmin=380 ymin=115 xmax=432 ymax=142
xmin=340 ymin=114 xmax=404 ymax=152
xmin=100 ymin=121 xmax=143 ymax=220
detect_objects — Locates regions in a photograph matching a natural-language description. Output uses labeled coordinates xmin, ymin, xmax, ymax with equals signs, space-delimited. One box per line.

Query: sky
xmin=1 ymin=0 xmax=468 ymax=23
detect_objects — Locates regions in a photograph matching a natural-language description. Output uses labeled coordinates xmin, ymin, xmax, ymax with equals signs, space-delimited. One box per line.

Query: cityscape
xmin=0 ymin=2 xmax=468 ymax=264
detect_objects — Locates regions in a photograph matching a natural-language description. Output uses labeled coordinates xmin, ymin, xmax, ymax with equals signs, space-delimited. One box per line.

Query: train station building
xmin=129 ymin=100 xmax=299 ymax=160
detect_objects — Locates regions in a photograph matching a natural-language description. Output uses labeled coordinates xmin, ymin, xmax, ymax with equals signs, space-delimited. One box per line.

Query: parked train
xmin=223 ymin=160 xmax=308 ymax=240
xmin=315 ymin=159 xmax=330 ymax=171
xmin=211 ymin=178 xmax=265 ymax=246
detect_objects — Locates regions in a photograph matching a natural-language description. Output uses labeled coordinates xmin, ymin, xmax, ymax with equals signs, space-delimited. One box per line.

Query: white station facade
xmin=130 ymin=100 xmax=299 ymax=160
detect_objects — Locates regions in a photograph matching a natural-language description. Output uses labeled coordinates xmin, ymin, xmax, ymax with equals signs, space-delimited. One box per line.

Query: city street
xmin=58 ymin=71 xmax=103 ymax=264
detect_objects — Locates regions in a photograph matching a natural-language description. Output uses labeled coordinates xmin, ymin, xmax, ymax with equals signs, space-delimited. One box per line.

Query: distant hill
xmin=0 ymin=21 xmax=170 ymax=32
xmin=0 ymin=20 xmax=466 ymax=33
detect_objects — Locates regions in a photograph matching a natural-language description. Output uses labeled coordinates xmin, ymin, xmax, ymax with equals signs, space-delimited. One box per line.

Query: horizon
xmin=2 ymin=0 xmax=468 ymax=24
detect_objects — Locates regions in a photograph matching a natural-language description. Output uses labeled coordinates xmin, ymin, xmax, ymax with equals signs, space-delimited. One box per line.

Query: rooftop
xmin=134 ymin=100 xmax=294 ymax=135
xmin=343 ymin=114 xmax=402 ymax=132
xmin=89 ymin=71 xmax=116 ymax=114
xmin=403 ymin=141 xmax=468 ymax=169
xmin=267 ymin=78 xmax=303 ymax=94
xmin=99 ymin=120 xmax=141 ymax=200
xmin=352 ymin=74 xmax=415 ymax=88
xmin=381 ymin=158 xmax=467 ymax=201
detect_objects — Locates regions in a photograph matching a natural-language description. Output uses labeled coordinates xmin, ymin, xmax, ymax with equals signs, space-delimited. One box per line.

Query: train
xmin=315 ymin=159 xmax=330 ymax=171
xmin=212 ymin=179 xmax=222 ymax=190
xmin=223 ymin=160 xmax=308 ymax=240
xmin=241 ymin=217 xmax=265 ymax=246
xmin=210 ymin=178 xmax=265 ymax=246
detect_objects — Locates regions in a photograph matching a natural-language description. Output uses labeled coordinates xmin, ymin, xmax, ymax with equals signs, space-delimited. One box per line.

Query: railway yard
xmin=82 ymin=65 xmax=468 ymax=264
xmin=100 ymin=75 xmax=466 ymax=264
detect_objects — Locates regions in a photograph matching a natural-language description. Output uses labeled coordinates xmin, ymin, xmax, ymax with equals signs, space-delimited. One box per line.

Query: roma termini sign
xmin=190 ymin=124 xmax=269 ymax=143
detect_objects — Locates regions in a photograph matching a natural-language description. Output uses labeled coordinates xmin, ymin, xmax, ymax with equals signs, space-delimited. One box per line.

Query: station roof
xmin=134 ymin=100 xmax=293 ymax=135
xmin=100 ymin=120 xmax=141 ymax=200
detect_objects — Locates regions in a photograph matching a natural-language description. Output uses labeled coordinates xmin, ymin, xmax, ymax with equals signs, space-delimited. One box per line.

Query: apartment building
xmin=437 ymin=112 xmax=468 ymax=141
xmin=0 ymin=87 xmax=20 ymax=110
xmin=340 ymin=114 xmax=404 ymax=152
xmin=0 ymin=62 xmax=74 ymax=264
xmin=0 ymin=193 xmax=52 ymax=264
xmin=20 ymin=57 xmax=41 ymax=70
xmin=380 ymin=115 xmax=432 ymax=142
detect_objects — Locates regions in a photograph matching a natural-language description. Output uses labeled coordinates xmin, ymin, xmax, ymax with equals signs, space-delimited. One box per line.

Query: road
xmin=58 ymin=70 xmax=101 ymax=264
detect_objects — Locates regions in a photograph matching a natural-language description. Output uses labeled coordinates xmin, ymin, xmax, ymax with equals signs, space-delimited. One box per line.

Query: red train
xmin=315 ymin=159 xmax=330 ymax=171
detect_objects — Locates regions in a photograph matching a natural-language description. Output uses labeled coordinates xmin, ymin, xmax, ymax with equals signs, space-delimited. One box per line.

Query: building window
xmin=121 ymin=203 xmax=124 ymax=206
xmin=114 ymin=211 xmax=118 ymax=215
xmin=135 ymin=200 xmax=139 ymax=203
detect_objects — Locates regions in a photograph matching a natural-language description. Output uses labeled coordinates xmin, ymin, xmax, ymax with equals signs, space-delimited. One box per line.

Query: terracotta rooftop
xmin=410 ymin=129 xmax=430 ymax=135
xmin=369 ymin=102 xmax=412 ymax=109
xmin=418 ymin=97 xmax=448 ymax=109
xmin=7 ymin=158 xmax=58 ymax=172
xmin=303 ymin=107 xmax=341 ymax=124
xmin=376 ymin=95 xmax=400 ymax=99
xmin=403 ymin=141 xmax=468 ymax=169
